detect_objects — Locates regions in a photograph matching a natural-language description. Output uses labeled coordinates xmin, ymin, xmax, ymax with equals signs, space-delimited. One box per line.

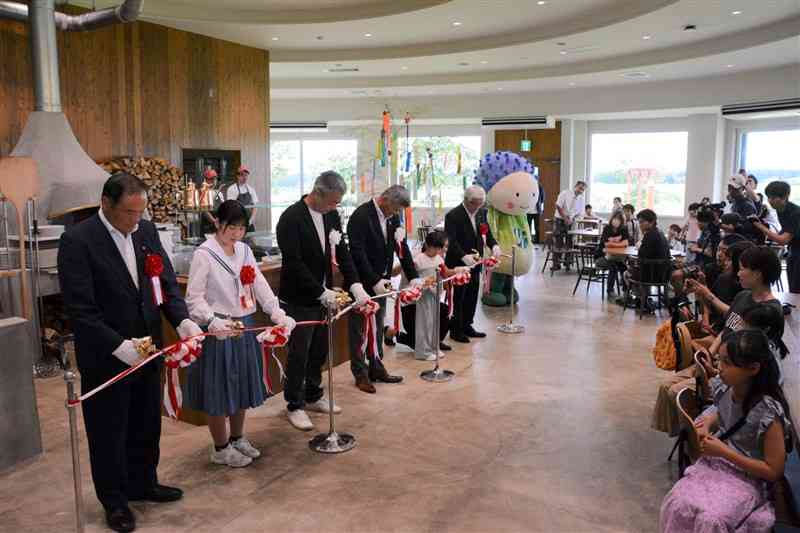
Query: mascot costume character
xmin=474 ymin=151 xmax=539 ymax=306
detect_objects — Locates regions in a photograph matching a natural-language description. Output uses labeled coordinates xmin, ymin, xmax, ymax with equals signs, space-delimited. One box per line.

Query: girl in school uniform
xmin=185 ymin=200 xmax=296 ymax=468
xmin=660 ymin=328 xmax=795 ymax=532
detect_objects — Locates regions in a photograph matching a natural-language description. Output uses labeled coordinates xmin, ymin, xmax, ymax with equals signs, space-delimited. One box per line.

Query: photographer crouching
xmin=751 ymin=180 xmax=800 ymax=293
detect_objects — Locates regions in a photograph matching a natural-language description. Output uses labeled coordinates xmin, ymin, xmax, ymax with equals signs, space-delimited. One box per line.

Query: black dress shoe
xmin=370 ymin=372 xmax=403 ymax=384
xmin=439 ymin=342 xmax=452 ymax=351
xmin=464 ymin=327 xmax=487 ymax=338
xmin=128 ymin=484 xmax=183 ymax=503
xmin=450 ymin=333 xmax=470 ymax=343
xmin=106 ymin=506 xmax=136 ymax=533
xmin=383 ymin=326 xmax=396 ymax=346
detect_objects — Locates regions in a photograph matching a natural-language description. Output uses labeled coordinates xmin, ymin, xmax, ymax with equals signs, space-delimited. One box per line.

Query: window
xmin=269 ymin=139 xmax=358 ymax=229
xmin=739 ymin=129 xmax=800 ymax=203
xmin=589 ymin=131 xmax=688 ymax=217
xmin=396 ymin=136 xmax=481 ymax=208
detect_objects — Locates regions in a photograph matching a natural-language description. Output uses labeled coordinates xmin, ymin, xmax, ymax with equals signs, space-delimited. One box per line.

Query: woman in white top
xmin=185 ymin=200 xmax=295 ymax=468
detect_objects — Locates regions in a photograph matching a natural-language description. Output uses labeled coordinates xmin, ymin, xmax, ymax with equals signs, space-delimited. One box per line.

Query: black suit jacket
xmin=444 ymin=204 xmax=498 ymax=268
xmin=347 ymin=200 xmax=417 ymax=295
xmin=57 ymin=215 xmax=189 ymax=379
xmin=276 ymin=197 xmax=359 ymax=307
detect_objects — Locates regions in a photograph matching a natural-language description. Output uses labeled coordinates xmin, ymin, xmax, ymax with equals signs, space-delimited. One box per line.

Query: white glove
xmin=394 ymin=227 xmax=406 ymax=244
xmin=455 ymin=266 xmax=471 ymax=274
xmin=277 ymin=315 xmax=297 ymax=334
xmin=318 ymin=289 xmax=339 ymax=309
xmin=176 ymin=319 xmax=203 ymax=340
xmin=208 ymin=317 xmax=233 ymax=339
xmin=372 ymin=279 xmax=392 ymax=295
xmin=350 ymin=282 xmax=370 ymax=306
xmin=113 ymin=340 xmax=142 ymax=367
xmin=409 ymin=277 xmax=425 ymax=289
xmin=462 ymin=254 xmax=478 ymax=267
xmin=492 ymin=245 xmax=502 ymax=258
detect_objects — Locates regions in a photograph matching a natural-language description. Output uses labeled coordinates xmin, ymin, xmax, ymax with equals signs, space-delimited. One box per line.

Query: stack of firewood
xmin=101 ymin=157 xmax=183 ymax=222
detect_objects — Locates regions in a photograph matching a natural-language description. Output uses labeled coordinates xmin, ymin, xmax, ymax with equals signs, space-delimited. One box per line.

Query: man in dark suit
xmin=445 ymin=185 xmax=501 ymax=343
xmin=347 ymin=185 xmax=421 ymax=393
xmin=276 ymin=171 xmax=369 ymax=431
xmin=58 ymin=173 xmax=203 ymax=533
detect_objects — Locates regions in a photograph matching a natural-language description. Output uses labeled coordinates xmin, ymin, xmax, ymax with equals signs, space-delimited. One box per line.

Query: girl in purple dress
xmin=660 ymin=328 xmax=795 ymax=532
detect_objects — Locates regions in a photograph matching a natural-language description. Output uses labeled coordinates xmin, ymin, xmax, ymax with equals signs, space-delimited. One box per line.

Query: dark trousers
xmin=552 ymin=218 xmax=573 ymax=266
xmin=450 ymin=266 xmax=481 ymax=337
xmin=527 ymin=213 xmax=541 ymax=244
xmin=80 ymin=365 xmax=161 ymax=510
xmin=349 ymin=297 xmax=387 ymax=379
xmin=397 ymin=302 xmax=450 ymax=347
xmin=788 ymin=256 xmax=800 ymax=293
xmin=283 ymin=303 xmax=327 ymax=411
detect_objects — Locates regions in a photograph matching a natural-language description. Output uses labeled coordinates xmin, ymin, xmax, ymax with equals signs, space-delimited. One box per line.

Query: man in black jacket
xmin=276 ymin=171 xmax=369 ymax=430
xmin=347 ymin=185 xmax=421 ymax=393
xmin=58 ymin=173 xmax=203 ymax=533
xmin=445 ymin=185 xmax=501 ymax=343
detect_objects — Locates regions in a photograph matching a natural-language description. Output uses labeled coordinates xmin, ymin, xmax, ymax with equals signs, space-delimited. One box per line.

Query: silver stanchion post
xmin=309 ymin=304 xmax=356 ymax=453
xmin=64 ymin=364 xmax=85 ymax=533
xmin=421 ymin=269 xmax=454 ymax=382
xmin=497 ymin=246 xmax=525 ymax=334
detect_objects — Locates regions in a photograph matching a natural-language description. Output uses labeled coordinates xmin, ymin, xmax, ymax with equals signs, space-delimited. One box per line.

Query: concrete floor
xmin=2 ymin=251 xmax=799 ymax=533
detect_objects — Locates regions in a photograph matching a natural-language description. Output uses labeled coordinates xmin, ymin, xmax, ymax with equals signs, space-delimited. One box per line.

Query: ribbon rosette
xmin=393 ymin=286 xmax=423 ymax=332
xmin=257 ymin=326 xmax=289 ymax=395
xmin=144 ymin=253 xmax=165 ymax=306
xmin=394 ymin=227 xmax=406 ymax=259
xmin=482 ymin=255 xmax=499 ymax=295
xmin=355 ymin=299 xmax=381 ymax=363
xmin=329 ymin=229 xmax=342 ymax=271
xmin=479 ymin=223 xmax=489 ymax=251
xmin=162 ymin=340 xmax=202 ymax=419
xmin=239 ymin=265 xmax=256 ymax=310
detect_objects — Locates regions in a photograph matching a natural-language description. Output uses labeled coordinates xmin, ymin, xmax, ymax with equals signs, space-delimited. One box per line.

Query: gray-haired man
xmin=347 ymin=185 xmax=422 ymax=393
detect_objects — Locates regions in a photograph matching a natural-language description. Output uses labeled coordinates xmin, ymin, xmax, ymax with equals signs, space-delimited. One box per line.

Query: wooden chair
xmin=540 ymin=218 xmax=578 ymax=275
xmin=571 ymin=245 xmax=608 ymax=297
xmin=623 ymin=257 xmax=673 ymax=319
xmin=674 ymin=387 xmax=702 ymax=477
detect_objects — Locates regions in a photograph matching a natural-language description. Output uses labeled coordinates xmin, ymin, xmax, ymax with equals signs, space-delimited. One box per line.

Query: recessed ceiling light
xmin=642 ymin=35 xmax=652 ymax=40
xmin=569 ymin=82 xmax=576 ymax=86
xmin=271 ymin=37 xmax=279 ymax=41
xmin=537 ymin=1 xmax=547 ymax=4
xmin=560 ymin=50 xmax=568 ymax=55
xmin=364 ymin=33 xmax=372 ymax=37
xmin=316 ymin=35 xmax=324 ymax=40
xmin=458 ymin=62 xmax=470 ymax=66
xmin=401 ymin=66 xmax=408 ymax=70
xmin=480 ymin=60 xmax=488 ymax=64
xmin=727 ymin=64 xmax=735 ymax=68
xmin=497 ymin=87 xmax=503 ymax=91
xmin=452 ymin=21 xmax=462 ymax=27
xmin=732 ymin=10 xmax=742 ymax=15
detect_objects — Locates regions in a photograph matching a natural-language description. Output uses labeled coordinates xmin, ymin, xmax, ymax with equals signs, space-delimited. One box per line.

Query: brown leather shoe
xmin=355 ymin=376 xmax=376 ymax=394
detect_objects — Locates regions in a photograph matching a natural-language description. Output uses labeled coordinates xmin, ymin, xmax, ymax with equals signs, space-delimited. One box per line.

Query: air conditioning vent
xmin=326 ymin=67 xmax=360 ymax=73
xmin=621 ymin=71 xmax=651 ymax=79
xmin=481 ymin=116 xmax=553 ymax=127
xmin=722 ymin=98 xmax=800 ymax=116
xmin=270 ymin=121 xmax=328 ymax=131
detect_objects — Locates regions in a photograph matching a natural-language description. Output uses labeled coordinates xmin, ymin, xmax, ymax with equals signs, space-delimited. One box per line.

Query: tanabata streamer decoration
xmin=393 ymin=286 xmax=422 ymax=332
xmin=240 ymin=265 xmax=256 ymax=310
xmin=404 ymin=112 xmax=412 ymax=173
xmin=355 ymin=299 xmax=381 ymax=363
xmin=144 ymin=253 xmax=165 ymax=306
xmin=329 ymin=229 xmax=342 ymax=271
xmin=163 ymin=340 xmax=202 ymax=418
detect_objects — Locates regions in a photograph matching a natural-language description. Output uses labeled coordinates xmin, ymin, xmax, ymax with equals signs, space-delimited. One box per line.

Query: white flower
xmin=394 ymin=227 xmax=406 ymax=243
xmin=329 ymin=229 xmax=342 ymax=247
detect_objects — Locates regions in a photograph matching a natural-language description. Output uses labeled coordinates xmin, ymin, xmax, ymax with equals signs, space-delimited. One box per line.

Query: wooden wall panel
xmin=495 ymin=123 xmax=562 ymax=237
xmin=0 ymin=16 xmax=269 ymax=196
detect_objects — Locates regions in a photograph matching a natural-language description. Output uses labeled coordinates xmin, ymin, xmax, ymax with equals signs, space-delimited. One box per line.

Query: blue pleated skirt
xmin=182 ymin=314 xmax=267 ymax=416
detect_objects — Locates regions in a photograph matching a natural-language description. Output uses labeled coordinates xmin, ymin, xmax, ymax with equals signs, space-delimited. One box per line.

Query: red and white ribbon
xmin=479 ymin=223 xmax=489 ymax=252
xmin=355 ymin=299 xmax=380 ymax=363
xmin=482 ymin=255 xmax=499 ymax=295
xmin=329 ymin=229 xmax=342 ymax=272
xmin=394 ymin=227 xmax=406 ymax=259
xmin=162 ymin=340 xmax=202 ymax=419
xmin=144 ymin=254 xmax=165 ymax=306
xmin=444 ymin=270 xmax=471 ymax=319
xmin=257 ymin=325 xmax=289 ymax=394
xmin=240 ymin=265 xmax=256 ymax=310
xmin=393 ymin=286 xmax=422 ymax=332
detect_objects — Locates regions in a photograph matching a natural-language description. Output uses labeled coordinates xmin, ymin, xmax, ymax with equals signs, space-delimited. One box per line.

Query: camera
xmin=679 ymin=265 xmax=701 ymax=281
xmin=707 ymin=201 xmax=726 ymax=211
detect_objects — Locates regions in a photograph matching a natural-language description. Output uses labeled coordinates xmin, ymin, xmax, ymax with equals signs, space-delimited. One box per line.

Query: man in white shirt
xmin=226 ymin=165 xmax=259 ymax=232
xmin=551 ymin=180 xmax=586 ymax=271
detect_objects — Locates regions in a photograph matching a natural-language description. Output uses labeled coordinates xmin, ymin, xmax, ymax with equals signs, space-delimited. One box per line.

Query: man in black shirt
xmin=753 ymin=180 xmax=800 ymax=293
xmin=690 ymin=209 xmax=720 ymax=269
xmin=632 ymin=209 xmax=671 ymax=283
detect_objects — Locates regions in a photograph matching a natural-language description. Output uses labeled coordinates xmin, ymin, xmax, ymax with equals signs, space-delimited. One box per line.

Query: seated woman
xmin=595 ymin=211 xmax=629 ymax=296
xmin=660 ymin=328 xmax=795 ymax=532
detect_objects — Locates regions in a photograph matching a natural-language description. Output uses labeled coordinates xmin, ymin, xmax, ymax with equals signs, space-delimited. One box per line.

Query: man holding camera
xmin=727 ymin=174 xmax=761 ymax=242
xmin=752 ymin=180 xmax=800 ymax=293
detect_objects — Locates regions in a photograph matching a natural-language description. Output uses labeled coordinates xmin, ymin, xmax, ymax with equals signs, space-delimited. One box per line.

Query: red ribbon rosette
xmin=393 ymin=286 xmax=423 ymax=332
xmin=162 ymin=340 xmax=202 ymax=419
xmin=239 ymin=265 xmax=256 ymax=310
xmin=257 ymin=326 xmax=289 ymax=395
xmin=354 ymin=299 xmax=381 ymax=363
xmin=144 ymin=253 xmax=165 ymax=306
xmin=482 ymin=255 xmax=499 ymax=295
xmin=479 ymin=222 xmax=489 ymax=251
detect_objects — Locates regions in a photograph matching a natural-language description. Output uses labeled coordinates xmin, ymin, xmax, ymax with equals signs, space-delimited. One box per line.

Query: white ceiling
xmin=75 ymin=0 xmax=800 ymax=98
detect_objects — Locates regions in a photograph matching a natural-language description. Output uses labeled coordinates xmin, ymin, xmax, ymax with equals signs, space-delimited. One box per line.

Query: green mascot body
xmin=474 ymin=152 xmax=538 ymax=307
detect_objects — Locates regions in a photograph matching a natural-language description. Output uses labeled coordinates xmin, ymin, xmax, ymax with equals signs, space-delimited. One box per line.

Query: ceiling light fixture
xmin=560 ymin=50 xmax=568 ymax=55
xmin=458 ymin=62 xmax=470 ymax=66
xmin=642 ymin=35 xmax=651 ymax=40
xmin=452 ymin=21 xmax=462 ymax=27
xmin=732 ymin=10 xmax=742 ymax=15
xmin=537 ymin=1 xmax=547 ymax=4
xmin=401 ymin=66 xmax=408 ymax=70
xmin=569 ymin=82 xmax=576 ymax=86
xmin=271 ymin=37 xmax=279 ymax=41
xmin=727 ymin=64 xmax=735 ymax=68
xmin=364 ymin=33 xmax=372 ymax=37
xmin=480 ymin=60 xmax=488 ymax=64
xmin=497 ymin=87 xmax=503 ymax=91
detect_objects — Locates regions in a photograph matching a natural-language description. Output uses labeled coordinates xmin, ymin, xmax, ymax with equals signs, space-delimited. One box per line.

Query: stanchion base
xmin=420 ymin=368 xmax=455 ymax=382
xmin=497 ymin=323 xmax=525 ymax=334
xmin=309 ymin=432 xmax=356 ymax=454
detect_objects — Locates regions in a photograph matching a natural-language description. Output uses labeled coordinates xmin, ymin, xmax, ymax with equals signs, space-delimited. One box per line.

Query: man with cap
xmin=727 ymin=174 xmax=760 ymax=242
xmin=226 ymin=165 xmax=258 ymax=232
xmin=200 ymin=168 xmax=226 ymax=235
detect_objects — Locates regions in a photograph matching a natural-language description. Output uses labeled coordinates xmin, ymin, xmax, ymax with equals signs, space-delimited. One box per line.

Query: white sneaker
xmin=230 ymin=437 xmax=261 ymax=459
xmin=305 ymin=397 xmax=342 ymax=414
xmin=210 ymin=444 xmax=252 ymax=468
xmin=287 ymin=409 xmax=314 ymax=431
xmin=416 ymin=353 xmax=437 ymax=361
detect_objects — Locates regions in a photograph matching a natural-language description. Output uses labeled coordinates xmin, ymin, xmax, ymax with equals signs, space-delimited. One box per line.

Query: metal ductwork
xmin=0 ymin=0 xmax=143 ymax=222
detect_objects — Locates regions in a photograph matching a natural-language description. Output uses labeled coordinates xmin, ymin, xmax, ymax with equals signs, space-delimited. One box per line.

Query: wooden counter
xmin=162 ymin=261 xmax=352 ymax=426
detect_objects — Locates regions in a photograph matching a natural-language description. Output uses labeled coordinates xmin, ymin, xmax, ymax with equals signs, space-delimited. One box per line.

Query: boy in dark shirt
xmin=631 ymin=209 xmax=671 ymax=283
xmin=753 ymin=180 xmax=800 ymax=292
